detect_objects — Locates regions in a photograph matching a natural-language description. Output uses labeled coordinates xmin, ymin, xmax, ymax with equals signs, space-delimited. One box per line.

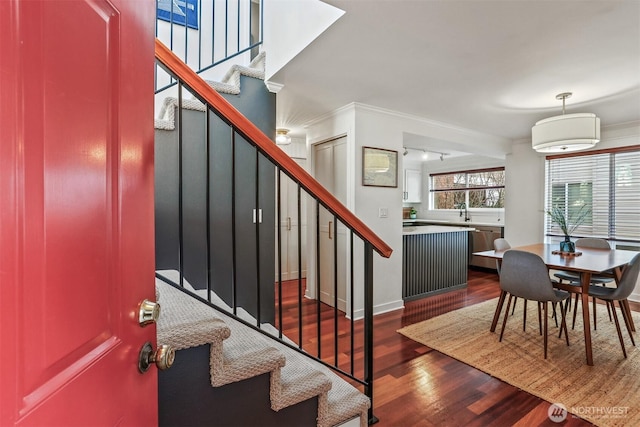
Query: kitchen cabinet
xmin=469 ymin=225 xmax=504 ymax=269
xmin=403 ymin=226 xmax=470 ymax=300
xmin=403 ymin=169 xmax=421 ymax=203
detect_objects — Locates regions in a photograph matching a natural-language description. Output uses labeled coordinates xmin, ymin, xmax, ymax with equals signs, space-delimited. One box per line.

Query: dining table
xmin=474 ymin=242 xmax=638 ymax=366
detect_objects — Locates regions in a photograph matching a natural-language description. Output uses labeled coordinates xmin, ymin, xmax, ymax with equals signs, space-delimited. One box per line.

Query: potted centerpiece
xmin=546 ymin=205 xmax=590 ymax=253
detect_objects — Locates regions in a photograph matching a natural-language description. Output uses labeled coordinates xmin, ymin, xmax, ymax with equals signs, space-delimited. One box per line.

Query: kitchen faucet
xmin=459 ymin=203 xmax=471 ymax=222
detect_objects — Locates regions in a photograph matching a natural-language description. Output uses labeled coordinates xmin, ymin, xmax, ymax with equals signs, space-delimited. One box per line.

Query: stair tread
xmin=156 ymin=273 xmax=369 ymax=427
xmin=214 ymin=303 xmax=369 ymax=426
xmin=155 ymin=52 xmax=266 ymax=130
xmin=156 ymin=279 xmax=230 ymax=350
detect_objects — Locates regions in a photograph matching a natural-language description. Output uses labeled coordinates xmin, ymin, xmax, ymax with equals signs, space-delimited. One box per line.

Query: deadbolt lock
xmin=138 ymin=299 xmax=160 ymax=327
xmin=138 ymin=342 xmax=175 ymax=373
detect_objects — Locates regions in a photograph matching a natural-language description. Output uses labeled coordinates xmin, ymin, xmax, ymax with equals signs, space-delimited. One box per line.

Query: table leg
xmin=490 ymin=290 xmax=507 ymax=332
xmin=581 ymin=272 xmax=593 ymax=366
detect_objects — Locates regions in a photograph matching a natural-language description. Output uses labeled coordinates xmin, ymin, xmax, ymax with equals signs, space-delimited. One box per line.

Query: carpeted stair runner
xmin=154 ymin=52 xmax=266 ymax=131
xmin=156 ymin=278 xmax=369 ymax=427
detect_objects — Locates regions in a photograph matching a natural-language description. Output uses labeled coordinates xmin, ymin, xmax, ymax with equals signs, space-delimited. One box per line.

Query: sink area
xmin=403 ymin=218 xmax=503 ymax=227
xmin=402 ymin=225 xmax=473 ymax=235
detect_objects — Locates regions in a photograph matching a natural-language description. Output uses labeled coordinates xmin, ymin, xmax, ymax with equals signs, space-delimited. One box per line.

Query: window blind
xmin=545 ymin=148 xmax=640 ymax=242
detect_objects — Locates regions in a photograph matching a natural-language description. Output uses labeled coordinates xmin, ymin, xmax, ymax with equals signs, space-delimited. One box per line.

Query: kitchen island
xmin=402 ymin=225 xmax=473 ymax=301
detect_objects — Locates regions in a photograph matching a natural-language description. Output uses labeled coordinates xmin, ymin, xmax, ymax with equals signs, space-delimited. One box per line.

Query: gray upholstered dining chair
xmin=499 ymin=250 xmax=571 ymax=359
xmin=492 ymin=238 xmax=546 ymax=332
xmin=493 ymin=238 xmax=511 ymax=273
xmin=554 ymin=238 xmax=615 ymax=330
xmin=490 ymin=238 xmax=512 ymax=331
xmin=587 ymin=252 xmax=640 ymax=358
xmin=493 ymin=239 xmax=525 ymax=318
xmin=554 ymin=238 xmax=614 ymax=284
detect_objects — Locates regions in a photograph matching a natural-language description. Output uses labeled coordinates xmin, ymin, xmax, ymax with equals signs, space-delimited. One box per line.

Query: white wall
xmin=503 ymin=139 xmax=545 ymax=246
xmin=263 ymin=0 xmax=344 ymax=81
xmin=276 ymin=136 xmax=307 ymax=159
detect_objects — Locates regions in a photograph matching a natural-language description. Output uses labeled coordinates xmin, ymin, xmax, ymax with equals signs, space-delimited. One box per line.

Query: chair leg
xmin=609 ymin=301 xmax=627 ymax=358
xmin=537 ymin=302 xmax=542 ymax=335
xmin=499 ymin=294 xmax=514 ymax=342
xmin=560 ymin=300 xmax=570 ymax=346
xmin=512 ymin=297 xmax=518 ymax=315
xmin=593 ymin=296 xmax=597 ymax=330
xmin=559 ymin=299 xmax=570 ymax=343
xmin=543 ymin=301 xmax=548 ymax=359
xmin=618 ymin=300 xmax=636 ymax=346
xmin=490 ymin=290 xmax=507 ymax=333
xmin=523 ymin=299 xmax=527 ymax=331
xmin=622 ymin=300 xmax=636 ymax=332
xmin=552 ymin=302 xmax=558 ymax=327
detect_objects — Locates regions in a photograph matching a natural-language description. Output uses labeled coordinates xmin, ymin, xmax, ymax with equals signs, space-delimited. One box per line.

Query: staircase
xmin=153 ymin=39 xmax=392 ymax=426
xmin=155 ymin=274 xmax=369 ymax=426
xmin=154 ymin=52 xmax=267 ymax=131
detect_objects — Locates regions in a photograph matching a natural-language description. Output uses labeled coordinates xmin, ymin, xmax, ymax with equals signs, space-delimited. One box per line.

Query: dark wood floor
xmin=276 ymin=269 xmax=640 ymax=427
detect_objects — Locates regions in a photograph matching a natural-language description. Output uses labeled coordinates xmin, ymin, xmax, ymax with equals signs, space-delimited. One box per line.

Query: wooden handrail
xmin=155 ymin=40 xmax=392 ymax=258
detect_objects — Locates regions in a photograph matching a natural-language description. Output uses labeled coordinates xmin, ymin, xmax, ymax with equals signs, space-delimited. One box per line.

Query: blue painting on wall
xmin=157 ymin=0 xmax=199 ymax=30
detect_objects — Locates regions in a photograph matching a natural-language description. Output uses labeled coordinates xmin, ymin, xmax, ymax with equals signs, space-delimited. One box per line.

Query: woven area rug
xmin=397 ymin=298 xmax=640 ymax=427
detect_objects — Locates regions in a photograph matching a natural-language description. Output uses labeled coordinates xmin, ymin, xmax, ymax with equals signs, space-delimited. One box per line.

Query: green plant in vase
xmin=409 ymin=207 xmax=417 ymax=219
xmin=546 ymin=204 xmax=590 ymax=253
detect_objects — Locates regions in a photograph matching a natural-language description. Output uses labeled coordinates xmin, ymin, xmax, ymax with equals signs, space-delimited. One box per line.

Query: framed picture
xmin=362 ymin=146 xmax=398 ymax=187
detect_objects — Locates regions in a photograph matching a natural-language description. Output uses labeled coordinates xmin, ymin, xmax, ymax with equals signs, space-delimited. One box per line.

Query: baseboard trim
xmin=352 ymin=299 xmax=404 ymax=321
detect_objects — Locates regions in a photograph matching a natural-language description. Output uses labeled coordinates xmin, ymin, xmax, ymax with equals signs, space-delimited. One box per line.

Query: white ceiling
xmin=270 ymin=0 xmax=640 ymax=152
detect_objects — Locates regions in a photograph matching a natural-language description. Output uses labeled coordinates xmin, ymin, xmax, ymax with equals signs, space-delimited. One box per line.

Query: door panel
xmin=277 ymin=164 xmax=308 ymax=281
xmin=313 ymin=138 xmax=347 ymax=310
xmin=0 ymin=0 xmax=156 ymax=425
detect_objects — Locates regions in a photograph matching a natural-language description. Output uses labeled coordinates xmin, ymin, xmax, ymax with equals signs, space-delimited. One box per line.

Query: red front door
xmin=0 ymin=0 xmax=157 ymax=425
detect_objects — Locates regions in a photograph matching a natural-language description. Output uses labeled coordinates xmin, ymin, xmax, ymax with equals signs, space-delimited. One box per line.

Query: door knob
xmin=138 ymin=299 xmax=160 ymax=327
xmin=138 ymin=342 xmax=175 ymax=373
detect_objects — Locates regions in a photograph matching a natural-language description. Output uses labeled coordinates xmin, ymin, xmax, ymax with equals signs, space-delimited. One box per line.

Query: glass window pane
xmin=430 ymin=168 xmax=505 ymax=210
xmin=469 ymin=188 xmax=504 ymax=208
xmin=432 ymin=173 xmax=466 ymax=190
xmin=467 ymin=170 xmax=504 ymax=188
xmin=433 ymin=190 xmax=465 ymax=209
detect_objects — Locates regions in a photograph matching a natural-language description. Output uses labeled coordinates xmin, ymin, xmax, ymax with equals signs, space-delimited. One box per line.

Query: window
xmin=430 ymin=167 xmax=505 ymax=210
xmin=545 ymin=147 xmax=640 ymax=241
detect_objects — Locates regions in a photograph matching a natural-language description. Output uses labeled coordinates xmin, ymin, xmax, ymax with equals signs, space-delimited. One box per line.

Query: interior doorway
xmin=313 ymin=136 xmax=348 ymax=311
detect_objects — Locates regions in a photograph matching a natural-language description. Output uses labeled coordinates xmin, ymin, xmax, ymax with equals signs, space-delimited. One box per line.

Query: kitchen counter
xmin=402 ymin=225 xmax=474 ymax=235
xmin=403 ymin=218 xmax=504 ymax=228
xmin=402 ymin=226 xmax=470 ymax=301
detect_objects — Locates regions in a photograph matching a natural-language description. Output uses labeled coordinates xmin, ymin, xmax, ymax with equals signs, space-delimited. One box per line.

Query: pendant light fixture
xmin=531 ymin=92 xmax=600 ymax=153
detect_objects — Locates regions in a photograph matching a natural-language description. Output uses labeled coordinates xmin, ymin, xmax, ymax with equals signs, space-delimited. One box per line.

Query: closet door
xmin=277 ymin=160 xmax=307 ymax=281
xmin=314 ymin=137 xmax=347 ymax=311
